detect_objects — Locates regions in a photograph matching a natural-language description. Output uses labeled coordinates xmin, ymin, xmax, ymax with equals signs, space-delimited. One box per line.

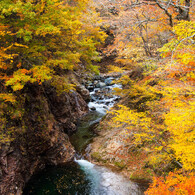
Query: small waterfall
xmin=74 ymin=159 xmax=143 ymax=195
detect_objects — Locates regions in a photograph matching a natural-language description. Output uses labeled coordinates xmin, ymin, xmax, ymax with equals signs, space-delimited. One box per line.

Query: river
xmin=23 ymin=76 xmax=145 ymax=195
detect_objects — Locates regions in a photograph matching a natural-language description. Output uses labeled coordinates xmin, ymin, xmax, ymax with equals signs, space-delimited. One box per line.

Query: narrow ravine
xmin=23 ymin=75 xmax=145 ymax=195
xmin=70 ymin=75 xmax=122 ymax=155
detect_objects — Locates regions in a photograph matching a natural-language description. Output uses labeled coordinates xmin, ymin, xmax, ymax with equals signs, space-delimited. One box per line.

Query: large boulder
xmin=76 ymin=84 xmax=90 ymax=102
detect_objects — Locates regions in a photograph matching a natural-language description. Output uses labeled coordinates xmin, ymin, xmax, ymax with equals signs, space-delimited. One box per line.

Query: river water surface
xmin=23 ymin=76 xmax=145 ymax=195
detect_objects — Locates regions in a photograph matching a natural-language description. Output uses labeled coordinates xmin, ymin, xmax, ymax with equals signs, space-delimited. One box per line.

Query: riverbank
xmin=23 ymin=71 xmax=147 ymax=194
xmin=90 ymin=111 xmax=153 ymax=182
xmin=80 ymin=68 xmax=150 ymax=181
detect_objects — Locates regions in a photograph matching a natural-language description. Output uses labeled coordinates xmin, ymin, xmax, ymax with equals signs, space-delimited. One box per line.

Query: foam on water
xmin=75 ymin=159 xmax=143 ymax=195
xmin=88 ymin=102 xmax=108 ymax=114
xmin=75 ymin=159 xmax=95 ymax=169
xmin=88 ymin=78 xmax=122 ymax=114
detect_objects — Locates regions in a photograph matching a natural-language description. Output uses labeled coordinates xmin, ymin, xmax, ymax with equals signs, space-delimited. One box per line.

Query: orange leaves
xmin=17 ymin=62 xmax=22 ymax=68
xmin=20 ymin=69 xmax=31 ymax=74
xmin=0 ymin=93 xmax=16 ymax=103
xmin=0 ymin=74 xmax=11 ymax=82
xmin=162 ymin=51 xmax=172 ymax=58
xmin=188 ymin=61 xmax=195 ymax=67
xmin=146 ymin=172 xmax=195 ymax=195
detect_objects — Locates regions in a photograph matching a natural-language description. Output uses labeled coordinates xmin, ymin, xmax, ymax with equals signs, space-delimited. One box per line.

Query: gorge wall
xmin=0 ymin=81 xmax=89 ymax=195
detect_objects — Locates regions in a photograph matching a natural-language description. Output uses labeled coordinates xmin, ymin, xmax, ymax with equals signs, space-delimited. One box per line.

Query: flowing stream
xmin=23 ymin=76 xmax=145 ymax=195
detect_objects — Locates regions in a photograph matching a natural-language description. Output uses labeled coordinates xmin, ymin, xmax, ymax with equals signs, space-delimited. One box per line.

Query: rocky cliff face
xmin=0 ymin=83 xmax=89 ymax=195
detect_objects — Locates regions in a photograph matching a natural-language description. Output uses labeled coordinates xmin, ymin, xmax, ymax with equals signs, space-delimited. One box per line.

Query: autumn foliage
xmin=0 ymin=0 xmax=105 ymax=143
xmin=0 ymin=0 xmax=105 ymax=93
xmin=94 ymin=0 xmax=195 ymax=193
xmin=0 ymin=0 xmax=194 ymax=193
xmin=146 ymin=172 xmax=195 ymax=195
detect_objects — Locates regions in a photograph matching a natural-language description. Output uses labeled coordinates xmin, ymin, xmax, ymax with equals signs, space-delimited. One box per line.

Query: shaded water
xmin=23 ymin=160 xmax=144 ymax=195
xmin=23 ymin=162 xmax=91 ymax=195
xmin=70 ymin=110 xmax=104 ymax=154
xmin=23 ymin=76 xmax=145 ymax=195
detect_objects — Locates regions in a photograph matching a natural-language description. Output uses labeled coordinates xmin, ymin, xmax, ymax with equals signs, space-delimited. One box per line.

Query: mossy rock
xmin=114 ymin=161 xmax=126 ymax=169
xmin=91 ymin=152 xmax=102 ymax=161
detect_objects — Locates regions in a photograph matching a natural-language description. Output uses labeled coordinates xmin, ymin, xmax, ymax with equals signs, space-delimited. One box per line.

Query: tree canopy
xmin=0 ymin=0 xmax=106 ymax=143
xmin=0 ymin=0 xmax=105 ymax=95
xmin=93 ymin=0 xmax=194 ymax=193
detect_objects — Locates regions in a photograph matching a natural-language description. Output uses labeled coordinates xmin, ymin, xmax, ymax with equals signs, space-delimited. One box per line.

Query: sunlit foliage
xmin=105 ymin=12 xmax=194 ymax=192
xmin=146 ymin=172 xmax=195 ymax=195
xmin=0 ymin=0 xmax=106 ymax=143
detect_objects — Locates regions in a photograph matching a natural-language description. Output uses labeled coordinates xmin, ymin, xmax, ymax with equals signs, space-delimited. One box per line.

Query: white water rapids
xmin=74 ymin=77 xmax=144 ymax=194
